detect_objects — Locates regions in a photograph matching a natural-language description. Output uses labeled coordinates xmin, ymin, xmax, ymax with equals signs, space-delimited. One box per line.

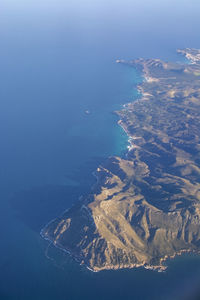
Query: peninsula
xmin=41 ymin=48 xmax=200 ymax=272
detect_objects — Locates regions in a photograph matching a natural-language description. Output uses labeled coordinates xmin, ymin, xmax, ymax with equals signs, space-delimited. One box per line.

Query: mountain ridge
xmin=41 ymin=48 xmax=200 ymax=272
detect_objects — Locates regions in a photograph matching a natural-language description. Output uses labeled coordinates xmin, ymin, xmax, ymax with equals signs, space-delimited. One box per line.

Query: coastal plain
xmin=42 ymin=49 xmax=200 ymax=272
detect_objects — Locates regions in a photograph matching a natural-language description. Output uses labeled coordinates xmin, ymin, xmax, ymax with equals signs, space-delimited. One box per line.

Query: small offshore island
xmin=41 ymin=48 xmax=200 ymax=272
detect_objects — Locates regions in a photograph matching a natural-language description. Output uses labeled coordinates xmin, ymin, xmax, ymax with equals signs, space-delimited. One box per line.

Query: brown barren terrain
xmin=41 ymin=49 xmax=200 ymax=272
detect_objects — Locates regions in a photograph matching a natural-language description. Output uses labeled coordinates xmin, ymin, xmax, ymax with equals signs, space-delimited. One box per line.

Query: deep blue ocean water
xmin=1 ymin=1 xmax=200 ymax=299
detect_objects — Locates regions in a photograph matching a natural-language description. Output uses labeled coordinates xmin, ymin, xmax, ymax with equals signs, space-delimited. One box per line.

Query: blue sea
xmin=1 ymin=0 xmax=200 ymax=299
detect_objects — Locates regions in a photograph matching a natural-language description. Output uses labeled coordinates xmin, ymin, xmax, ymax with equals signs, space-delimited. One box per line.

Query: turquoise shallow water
xmin=2 ymin=0 xmax=200 ymax=299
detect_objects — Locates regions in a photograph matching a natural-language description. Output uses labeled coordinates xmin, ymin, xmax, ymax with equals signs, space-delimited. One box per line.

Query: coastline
xmin=40 ymin=49 xmax=200 ymax=273
xmin=41 ymin=221 xmax=199 ymax=274
xmin=40 ymin=65 xmax=164 ymax=273
xmin=40 ymin=63 xmax=146 ymax=272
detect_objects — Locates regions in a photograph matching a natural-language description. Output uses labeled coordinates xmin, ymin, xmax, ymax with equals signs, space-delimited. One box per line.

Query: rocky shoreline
xmin=41 ymin=48 xmax=200 ymax=272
